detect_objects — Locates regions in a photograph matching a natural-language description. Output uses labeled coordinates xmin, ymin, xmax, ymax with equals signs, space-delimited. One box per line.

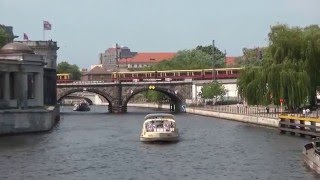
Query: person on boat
xmin=163 ymin=122 xmax=170 ymax=132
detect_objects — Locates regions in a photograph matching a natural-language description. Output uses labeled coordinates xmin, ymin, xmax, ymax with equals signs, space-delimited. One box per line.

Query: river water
xmin=0 ymin=106 xmax=319 ymax=180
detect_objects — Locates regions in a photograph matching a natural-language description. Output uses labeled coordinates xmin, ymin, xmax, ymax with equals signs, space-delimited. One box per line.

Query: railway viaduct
xmin=57 ymin=81 xmax=193 ymax=113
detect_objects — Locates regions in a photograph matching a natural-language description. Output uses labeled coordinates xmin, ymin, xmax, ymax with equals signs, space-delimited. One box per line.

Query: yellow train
xmin=57 ymin=73 xmax=73 ymax=83
xmin=111 ymin=67 xmax=242 ymax=82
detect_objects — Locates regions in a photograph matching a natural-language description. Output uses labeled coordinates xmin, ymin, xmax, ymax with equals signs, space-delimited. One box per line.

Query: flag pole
xmin=43 ymin=20 xmax=45 ymax=41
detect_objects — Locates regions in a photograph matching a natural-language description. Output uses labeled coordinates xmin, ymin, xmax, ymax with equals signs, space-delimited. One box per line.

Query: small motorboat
xmin=140 ymin=113 xmax=179 ymax=142
xmin=302 ymin=137 xmax=320 ymax=173
xmin=73 ymin=101 xmax=90 ymax=111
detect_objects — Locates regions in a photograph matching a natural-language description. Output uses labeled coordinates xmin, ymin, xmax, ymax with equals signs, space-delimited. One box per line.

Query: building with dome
xmin=16 ymin=40 xmax=59 ymax=105
xmin=0 ymin=42 xmax=59 ymax=134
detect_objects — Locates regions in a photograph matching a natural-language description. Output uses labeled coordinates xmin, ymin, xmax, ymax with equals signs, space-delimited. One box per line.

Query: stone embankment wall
xmin=0 ymin=106 xmax=60 ymax=135
xmin=128 ymin=103 xmax=279 ymax=128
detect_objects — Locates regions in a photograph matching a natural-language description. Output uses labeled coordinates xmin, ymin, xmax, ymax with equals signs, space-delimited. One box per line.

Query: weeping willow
xmin=238 ymin=24 xmax=319 ymax=109
xmin=238 ymin=61 xmax=310 ymax=109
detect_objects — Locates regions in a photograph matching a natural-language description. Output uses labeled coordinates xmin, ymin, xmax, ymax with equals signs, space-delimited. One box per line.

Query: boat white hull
xmin=140 ymin=133 xmax=179 ymax=142
xmin=303 ymin=149 xmax=320 ymax=174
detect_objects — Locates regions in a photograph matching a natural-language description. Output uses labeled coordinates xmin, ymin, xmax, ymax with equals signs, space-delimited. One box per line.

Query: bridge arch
xmin=122 ymin=87 xmax=186 ymax=113
xmin=63 ymin=95 xmax=94 ymax=105
xmin=57 ymin=88 xmax=114 ymax=112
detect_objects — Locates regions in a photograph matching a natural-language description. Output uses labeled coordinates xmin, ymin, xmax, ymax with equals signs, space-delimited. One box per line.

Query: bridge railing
xmin=57 ymin=80 xmax=193 ymax=86
xmin=196 ymin=105 xmax=320 ymax=119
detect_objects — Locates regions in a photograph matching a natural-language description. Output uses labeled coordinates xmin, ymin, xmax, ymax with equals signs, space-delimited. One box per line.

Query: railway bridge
xmin=57 ymin=81 xmax=193 ymax=113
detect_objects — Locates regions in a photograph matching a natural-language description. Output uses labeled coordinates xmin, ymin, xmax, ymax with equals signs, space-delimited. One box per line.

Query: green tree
xmin=146 ymin=45 xmax=226 ymax=71
xmin=238 ymin=24 xmax=320 ymax=110
xmin=234 ymin=47 xmax=267 ymax=67
xmin=147 ymin=49 xmax=212 ymax=70
xmin=201 ymin=81 xmax=227 ymax=100
xmin=57 ymin=61 xmax=82 ymax=80
xmin=144 ymin=90 xmax=168 ymax=102
xmin=196 ymin=45 xmax=226 ymax=68
xmin=0 ymin=27 xmax=10 ymax=48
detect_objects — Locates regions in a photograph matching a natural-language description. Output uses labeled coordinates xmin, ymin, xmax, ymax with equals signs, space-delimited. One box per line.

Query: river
xmin=0 ymin=106 xmax=318 ymax=180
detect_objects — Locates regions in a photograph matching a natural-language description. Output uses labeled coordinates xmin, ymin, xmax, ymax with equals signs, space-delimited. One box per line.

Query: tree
xmin=0 ymin=27 xmax=10 ymax=48
xmin=146 ymin=45 xmax=226 ymax=71
xmin=238 ymin=24 xmax=320 ymax=110
xmin=57 ymin=61 xmax=82 ymax=80
xmin=234 ymin=47 xmax=267 ymax=67
xmin=201 ymin=81 xmax=227 ymax=101
xmin=196 ymin=45 xmax=226 ymax=68
xmin=145 ymin=90 xmax=168 ymax=103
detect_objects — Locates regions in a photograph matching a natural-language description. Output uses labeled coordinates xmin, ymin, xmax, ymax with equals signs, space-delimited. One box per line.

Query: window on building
xmin=9 ymin=72 xmax=15 ymax=99
xmin=0 ymin=73 xmax=4 ymax=99
xmin=27 ymin=73 xmax=35 ymax=99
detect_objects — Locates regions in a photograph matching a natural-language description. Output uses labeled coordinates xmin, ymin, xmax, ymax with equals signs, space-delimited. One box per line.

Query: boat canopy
xmin=144 ymin=113 xmax=174 ymax=120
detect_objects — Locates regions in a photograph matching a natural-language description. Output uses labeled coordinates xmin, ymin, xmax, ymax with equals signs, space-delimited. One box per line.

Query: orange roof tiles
xmin=225 ymin=56 xmax=236 ymax=65
xmin=118 ymin=52 xmax=176 ymax=64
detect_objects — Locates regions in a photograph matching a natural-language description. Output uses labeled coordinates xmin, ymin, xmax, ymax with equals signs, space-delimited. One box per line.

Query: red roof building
xmin=118 ymin=52 xmax=176 ymax=70
xmin=225 ymin=56 xmax=236 ymax=66
xmin=81 ymin=66 xmax=112 ymax=81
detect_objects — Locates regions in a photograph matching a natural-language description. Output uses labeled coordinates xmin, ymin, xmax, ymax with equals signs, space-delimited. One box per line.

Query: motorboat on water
xmin=73 ymin=101 xmax=90 ymax=111
xmin=302 ymin=137 xmax=320 ymax=173
xmin=140 ymin=113 xmax=179 ymax=142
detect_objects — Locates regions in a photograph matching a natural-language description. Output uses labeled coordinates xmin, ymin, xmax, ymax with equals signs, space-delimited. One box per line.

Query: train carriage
xmin=110 ymin=67 xmax=242 ymax=82
xmin=57 ymin=73 xmax=73 ymax=83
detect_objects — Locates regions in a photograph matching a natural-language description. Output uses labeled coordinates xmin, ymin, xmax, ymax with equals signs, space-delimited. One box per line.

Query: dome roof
xmin=0 ymin=42 xmax=34 ymax=54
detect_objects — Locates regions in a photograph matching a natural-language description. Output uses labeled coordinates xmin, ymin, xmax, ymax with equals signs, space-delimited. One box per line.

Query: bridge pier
xmin=170 ymin=103 xmax=175 ymax=111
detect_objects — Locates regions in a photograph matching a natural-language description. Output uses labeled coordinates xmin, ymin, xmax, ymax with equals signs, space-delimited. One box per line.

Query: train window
xmin=217 ymin=70 xmax=226 ymax=75
xmin=203 ymin=70 xmax=213 ymax=75
xmin=138 ymin=73 xmax=146 ymax=78
xmin=232 ymin=70 xmax=239 ymax=74
xmin=179 ymin=72 xmax=188 ymax=76
xmin=150 ymin=72 xmax=155 ymax=77
xmin=165 ymin=72 xmax=174 ymax=77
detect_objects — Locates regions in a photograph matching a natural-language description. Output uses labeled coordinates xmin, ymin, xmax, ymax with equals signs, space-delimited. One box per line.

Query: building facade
xmin=118 ymin=52 xmax=176 ymax=71
xmin=99 ymin=45 xmax=137 ymax=71
xmin=81 ymin=66 xmax=112 ymax=81
xmin=0 ymin=42 xmax=45 ymax=109
xmin=17 ymin=40 xmax=59 ymax=105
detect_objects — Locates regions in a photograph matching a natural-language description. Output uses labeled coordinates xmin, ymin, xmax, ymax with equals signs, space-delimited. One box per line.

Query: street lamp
xmin=115 ymin=43 xmax=120 ymax=83
xmin=212 ymin=40 xmax=215 ymax=81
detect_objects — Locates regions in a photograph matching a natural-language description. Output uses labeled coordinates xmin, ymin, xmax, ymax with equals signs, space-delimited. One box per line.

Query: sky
xmin=1 ymin=0 xmax=319 ymax=69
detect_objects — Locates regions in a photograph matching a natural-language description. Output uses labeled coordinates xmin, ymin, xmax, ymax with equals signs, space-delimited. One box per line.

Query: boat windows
xmin=304 ymin=143 xmax=314 ymax=151
xmin=145 ymin=120 xmax=174 ymax=132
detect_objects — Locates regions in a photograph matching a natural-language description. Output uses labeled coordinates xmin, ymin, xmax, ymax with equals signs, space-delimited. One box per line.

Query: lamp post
xmin=115 ymin=43 xmax=120 ymax=82
xmin=212 ymin=40 xmax=215 ymax=81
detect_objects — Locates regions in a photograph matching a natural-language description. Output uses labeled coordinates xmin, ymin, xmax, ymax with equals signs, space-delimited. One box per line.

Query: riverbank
xmin=127 ymin=103 xmax=279 ymax=128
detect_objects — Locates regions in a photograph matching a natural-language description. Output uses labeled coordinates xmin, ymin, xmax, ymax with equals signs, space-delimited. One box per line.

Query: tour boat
xmin=73 ymin=101 xmax=90 ymax=111
xmin=140 ymin=113 xmax=179 ymax=142
xmin=302 ymin=138 xmax=320 ymax=173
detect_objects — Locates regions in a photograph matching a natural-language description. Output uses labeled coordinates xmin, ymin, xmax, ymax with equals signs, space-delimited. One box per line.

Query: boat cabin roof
xmin=144 ymin=113 xmax=175 ymax=123
xmin=144 ymin=113 xmax=174 ymax=120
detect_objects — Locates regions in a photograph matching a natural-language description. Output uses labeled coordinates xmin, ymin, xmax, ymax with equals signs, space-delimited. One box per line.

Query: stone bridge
xmin=57 ymin=81 xmax=192 ymax=113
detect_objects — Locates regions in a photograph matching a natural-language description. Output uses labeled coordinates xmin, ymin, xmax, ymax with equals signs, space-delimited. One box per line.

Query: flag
xmin=43 ymin=21 xmax=52 ymax=30
xmin=23 ymin=33 xmax=29 ymax=41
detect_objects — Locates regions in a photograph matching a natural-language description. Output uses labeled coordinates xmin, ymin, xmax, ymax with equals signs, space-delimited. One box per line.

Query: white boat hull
xmin=140 ymin=132 xmax=179 ymax=142
xmin=303 ymin=149 xmax=320 ymax=174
